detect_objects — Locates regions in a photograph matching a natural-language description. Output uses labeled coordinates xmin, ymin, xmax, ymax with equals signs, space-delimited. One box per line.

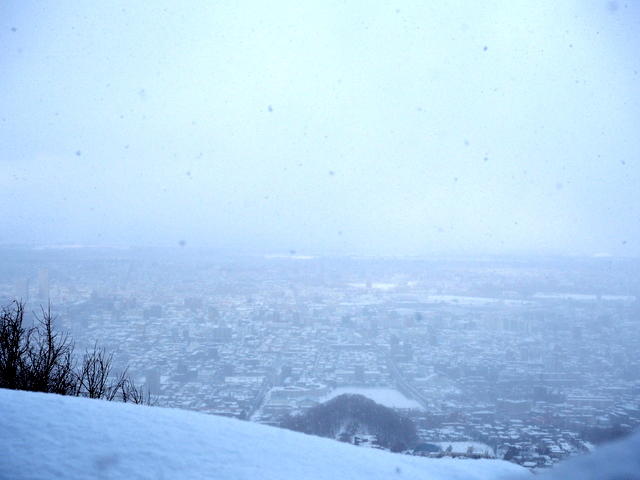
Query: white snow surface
xmin=539 ymin=430 xmax=640 ymax=480
xmin=321 ymin=387 xmax=424 ymax=410
xmin=0 ymin=388 xmax=528 ymax=480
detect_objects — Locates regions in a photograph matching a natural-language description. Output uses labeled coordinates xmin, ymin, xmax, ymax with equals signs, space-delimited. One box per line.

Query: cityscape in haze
xmin=2 ymin=246 xmax=639 ymax=471
xmin=2 ymin=1 xmax=640 ymax=478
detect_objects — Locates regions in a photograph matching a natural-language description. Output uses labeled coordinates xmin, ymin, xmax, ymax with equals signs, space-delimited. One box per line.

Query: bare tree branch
xmin=1 ymin=300 xmax=155 ymax=405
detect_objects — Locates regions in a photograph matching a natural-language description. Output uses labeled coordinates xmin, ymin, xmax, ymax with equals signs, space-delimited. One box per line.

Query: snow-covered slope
xmin=539 ymin=429 xmax=640 ymax=480
xmin=0 ymin=388 xmax=528 ymax=480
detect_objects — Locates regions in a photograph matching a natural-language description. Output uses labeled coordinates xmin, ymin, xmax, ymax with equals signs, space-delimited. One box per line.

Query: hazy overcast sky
xmin=1 ymin=1 xmax=639 ymax=256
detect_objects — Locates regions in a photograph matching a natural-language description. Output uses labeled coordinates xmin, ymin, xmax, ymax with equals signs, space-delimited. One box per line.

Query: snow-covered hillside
xmin=539 ymin=430 xmax=640 ymax=480
xmin=0 ymin=388 xmax=528 ymax=480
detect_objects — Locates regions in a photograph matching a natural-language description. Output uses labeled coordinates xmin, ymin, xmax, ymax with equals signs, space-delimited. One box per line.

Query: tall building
xmin=145 ymin=368 xmax=161 ymax=395
xmin=14 ymin=277 xmax=29 ymax=302
xmin=37 ymin=269 xmax=49 ymax=303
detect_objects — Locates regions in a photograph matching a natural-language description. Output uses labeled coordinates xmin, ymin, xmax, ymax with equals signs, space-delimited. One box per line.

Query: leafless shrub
xmin=0 ymin=300 xmax=154 ymax=405
xmin=25 ymin=305 xmax=76 ymax=395
xmin=120 ymin=377 xmax=155 ymax=405
xmin=0 ymin=301 xmax=31 ymax=390
xmin=76 ymin=343 xmax=127 ymax=400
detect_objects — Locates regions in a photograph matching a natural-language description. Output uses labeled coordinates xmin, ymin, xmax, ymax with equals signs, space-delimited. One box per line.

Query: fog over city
xmin=1 ymin=1 xmax=640 ymax=478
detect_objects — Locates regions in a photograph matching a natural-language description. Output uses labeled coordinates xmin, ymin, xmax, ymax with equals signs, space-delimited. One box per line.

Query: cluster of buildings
xmin=1 ymin=247 xmax=639 ymax=471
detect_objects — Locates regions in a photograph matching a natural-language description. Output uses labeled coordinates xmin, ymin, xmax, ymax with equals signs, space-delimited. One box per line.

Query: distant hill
xmin=0 ymin=388 xmax=528 ymax=480
xmin=281 ymin=393 xmax=418 ymax=452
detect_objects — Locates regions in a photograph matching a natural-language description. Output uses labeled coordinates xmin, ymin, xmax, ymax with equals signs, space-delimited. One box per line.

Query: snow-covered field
xmin=424 ymin=295 xmax=531 ymax=306
xmin=532 ymin=292 xmax=636 ymax=302
xmin=0 ymin=388 xmax=527 ymax=480
xmin=321 ymin=387 xmax=424 ymax=410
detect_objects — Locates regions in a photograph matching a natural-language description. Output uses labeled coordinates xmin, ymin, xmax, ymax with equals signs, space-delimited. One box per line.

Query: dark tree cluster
xmin=0 ymin=300 xmax=152 ymax=404
xmin=281 ymin=394 xmax=418 ymax=452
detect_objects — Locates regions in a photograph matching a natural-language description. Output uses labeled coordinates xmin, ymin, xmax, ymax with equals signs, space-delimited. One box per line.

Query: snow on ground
xmin=436 ymin=442 xmax=495 ymax=457
xmin=0 ymin=388 xmax=527 ymax=480
xmin=539 ymin=430 xmax=640 ymax=480
xmin=347 ymin=282 xmax=398 ymax=290
xmin=532 ymin=293 xmax=636 ymax=302
xmin=321 ymin=387 xmax=424 ymax=410
xmin=425 ymin=295 xmax=532 ymax=306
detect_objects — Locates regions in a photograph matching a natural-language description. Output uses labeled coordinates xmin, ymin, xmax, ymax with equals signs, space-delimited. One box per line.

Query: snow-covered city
xmin=2 ymin=247 xmax=639 ymax=474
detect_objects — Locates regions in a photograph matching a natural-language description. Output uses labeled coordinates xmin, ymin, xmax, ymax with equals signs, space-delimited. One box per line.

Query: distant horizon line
xmin=0 ymin=242 xmax=637 ymax=260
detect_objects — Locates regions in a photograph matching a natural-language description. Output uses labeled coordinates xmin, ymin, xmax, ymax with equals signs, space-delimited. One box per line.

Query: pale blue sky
xmin=1 ymin=1 xmax=639 ymax=256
